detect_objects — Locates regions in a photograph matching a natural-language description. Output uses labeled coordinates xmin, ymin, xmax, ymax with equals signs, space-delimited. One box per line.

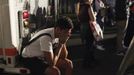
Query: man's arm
xmin=43 ymin=43 xmax=64 ymax=66
xmin=53 ymin=32 xmax=70 ymax=66
xmin=53 ymin=43 xmax=64 ymax=66
xmin=76 ymin=2 xmax=80 ymax=16
xmin=88 ymin=4 xmax=96 ymax=21
xmin=59 ymin=44 xmax=68 ymax=59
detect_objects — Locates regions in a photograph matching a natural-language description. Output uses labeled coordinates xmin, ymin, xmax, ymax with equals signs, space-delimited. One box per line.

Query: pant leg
xmin=80 ymin=23 xmax=95 ymax=63
xmin=116 ymin=20 xmax=128 ymax=50
xmin=124 ymin=16 xmax=134 ymax=47
xmin=22 ymin=57 xmax=49 ymax=75
xmin=96 ymin=11 xmax=104 ymax=30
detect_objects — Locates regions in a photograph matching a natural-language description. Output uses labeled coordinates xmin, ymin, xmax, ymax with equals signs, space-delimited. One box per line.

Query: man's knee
xmin=45 ymin=66 xmax=61 ymax=75
xmin=64 ymin=59 xmax=73 ymax=69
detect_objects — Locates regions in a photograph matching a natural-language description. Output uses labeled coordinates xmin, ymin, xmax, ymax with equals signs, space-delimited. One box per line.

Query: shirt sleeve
xmin=39 ymin=36 xmax=53 ymax=53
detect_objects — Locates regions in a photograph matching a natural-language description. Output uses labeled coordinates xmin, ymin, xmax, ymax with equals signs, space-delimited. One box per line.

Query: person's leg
xmin=107 ymin=7 xmax=114 ymax=26
xmin=95 ymin=12 xmax=105 ymax=51
xmin=84 ymin=32 xmax=96 ymax=63
xmin=56 ymin=58 xmax=73 ymax=75
xmin=124 ymin=15 xmax=134 ymax=47
xmin=22 ymin=57 xmax=49 ymax=75
xmin=96 ymin=12 xmax=104 ymax=30
xmin=116 ymin=20 xmax=127 ymax=51
xmin=81 ymin=23 xmax=97 ymax=67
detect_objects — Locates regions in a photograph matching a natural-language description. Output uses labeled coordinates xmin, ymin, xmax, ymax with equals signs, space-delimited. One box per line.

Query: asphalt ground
xmin=67 ymin=37 xmax=124 ymax=75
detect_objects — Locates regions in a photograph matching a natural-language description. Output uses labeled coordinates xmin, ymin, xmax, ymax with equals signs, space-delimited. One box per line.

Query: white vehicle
xmin=0 ymin=0 xmax=58 ymax=74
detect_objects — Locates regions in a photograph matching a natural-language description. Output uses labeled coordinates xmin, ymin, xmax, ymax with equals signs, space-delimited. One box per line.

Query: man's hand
xmin=59 ymin=33 xmax=69 ymax=44
xmin=85 ymin=0 xmax=93 ymax=5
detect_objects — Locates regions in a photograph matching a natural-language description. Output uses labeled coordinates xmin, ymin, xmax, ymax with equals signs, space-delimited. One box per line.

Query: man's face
xmin=60 ymin=28 xmax=72 ymax=38
xmin=87 ymin=0 xmax=93 ymax=4
xmin=56 ymin=27 xmax=72 ymax=38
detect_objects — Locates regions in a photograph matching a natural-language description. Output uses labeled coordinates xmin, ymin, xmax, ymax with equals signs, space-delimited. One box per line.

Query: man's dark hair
xmin=56 ymin=16 xmax=74 ymax=29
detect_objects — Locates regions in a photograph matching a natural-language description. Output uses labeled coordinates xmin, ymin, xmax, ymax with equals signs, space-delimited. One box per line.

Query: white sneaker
xmin=116 ymin=52 xmax=125 ymax=56
xmin=116 ymin=47 xmax=127 ymax=56
xmin=96 ymin=45 xmax=105 ymax=51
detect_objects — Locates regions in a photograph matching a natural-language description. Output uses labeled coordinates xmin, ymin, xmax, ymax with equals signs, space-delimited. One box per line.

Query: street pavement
xmin=68 ymin=38 xmax=124 ymax=75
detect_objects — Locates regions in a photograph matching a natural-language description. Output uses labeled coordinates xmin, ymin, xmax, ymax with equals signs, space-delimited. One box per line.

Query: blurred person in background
xmin=123 ymin=0 xmax=134 ymax=50
xmin=92 ymin=0 xmax=105 ymax=51
xmin=115 ymin=0 xmax=128 ymax=56
xmin=76 ymin=0 xmax=99 ymax=68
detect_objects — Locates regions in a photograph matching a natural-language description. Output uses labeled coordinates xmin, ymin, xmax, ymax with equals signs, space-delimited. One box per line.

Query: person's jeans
xmin=124 ymin=15 xmax=134 ymax=47
xmin=80 ymin=22 xmax=95 ymax=63
xmin=116 ymin=20 xmax=128 ymax=50
xmin=22 ymin=57 xmax=49 ymax=75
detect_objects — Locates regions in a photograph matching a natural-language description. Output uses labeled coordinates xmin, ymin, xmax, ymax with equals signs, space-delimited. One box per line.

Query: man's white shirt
xmin=22 ymin=28 xmax=59 ymax=58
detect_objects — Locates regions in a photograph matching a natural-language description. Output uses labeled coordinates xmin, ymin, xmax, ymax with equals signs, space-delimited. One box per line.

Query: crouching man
xmin=22 ymin=16 xmax=74 ymax=75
